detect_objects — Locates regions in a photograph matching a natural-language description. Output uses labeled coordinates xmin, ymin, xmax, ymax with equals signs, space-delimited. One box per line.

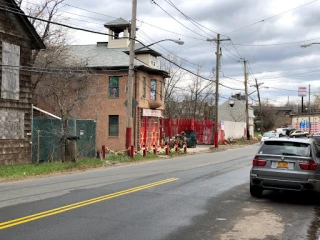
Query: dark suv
xmin=250 ymin=137 xmax=320 ymax=197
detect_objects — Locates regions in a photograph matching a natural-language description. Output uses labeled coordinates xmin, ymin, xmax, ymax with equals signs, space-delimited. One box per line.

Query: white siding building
xmin=219 ymin=97 xmax=255 ymax=140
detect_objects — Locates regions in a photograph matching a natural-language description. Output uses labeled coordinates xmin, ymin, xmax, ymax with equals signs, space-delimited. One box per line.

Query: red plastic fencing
xmin=164 ymin=118 xmax=219 ymax=144
xmin=194 ymin=120 xmax=213 ymax=144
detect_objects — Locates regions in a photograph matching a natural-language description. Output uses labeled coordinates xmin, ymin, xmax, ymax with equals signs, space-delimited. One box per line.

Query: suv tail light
xmin=252 ymin=156 xmax=266 ymax=166
xmin=299 ymin=160 xmax=317 ymax=170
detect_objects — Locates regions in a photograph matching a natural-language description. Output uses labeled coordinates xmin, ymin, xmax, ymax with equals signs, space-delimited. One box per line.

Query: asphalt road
xmin=0 ymin=144 xmax=319 ymax=240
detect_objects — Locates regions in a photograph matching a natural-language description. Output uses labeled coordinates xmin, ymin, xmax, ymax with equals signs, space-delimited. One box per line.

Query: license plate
xmin=277 ymin=162 xmax=288 ymax=168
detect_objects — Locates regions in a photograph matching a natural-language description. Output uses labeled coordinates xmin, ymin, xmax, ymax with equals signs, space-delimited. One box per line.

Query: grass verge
xmin=0 ymin=151 xmax=185 ymax=181
xmin=0 ymin=159 xmax=105 ymax=180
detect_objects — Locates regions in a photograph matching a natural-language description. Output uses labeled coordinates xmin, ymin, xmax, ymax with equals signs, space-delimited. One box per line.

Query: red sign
xmin=298 ymin=87 xmax=307 ymax=96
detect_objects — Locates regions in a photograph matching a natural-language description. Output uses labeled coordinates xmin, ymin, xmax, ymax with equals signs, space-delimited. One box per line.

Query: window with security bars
xmin=109 ymin=115 xmax=119 ymax=136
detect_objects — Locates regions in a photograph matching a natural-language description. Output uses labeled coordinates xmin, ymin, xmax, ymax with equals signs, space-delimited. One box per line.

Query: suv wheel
xmin=250 ymin=184 xmax=263 ymax=198
xmin=279 ymin=134 xmax=283 ymax=137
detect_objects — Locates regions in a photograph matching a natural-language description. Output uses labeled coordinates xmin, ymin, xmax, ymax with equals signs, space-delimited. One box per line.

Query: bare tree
xmin=20 ymin=0 xmax=67 ymax=46
xmin=160 ymin=55 xmax=186 ymax=118
xmin=17 ymin=0 xmax=89 ymax=161
xmin=259 ymin=102 xmax=279 ymax=131
xmin=184 ymin=65 xmax=215 ymax=119
xmin=34 ymin=56 xmax=90 ymax=162
xmin=17 ymin=0 xmax=70 ymax=97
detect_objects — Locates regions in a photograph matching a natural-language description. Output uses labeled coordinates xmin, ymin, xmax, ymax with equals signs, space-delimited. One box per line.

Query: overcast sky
xmin=42 ymin=0 xmax=320 ymax=105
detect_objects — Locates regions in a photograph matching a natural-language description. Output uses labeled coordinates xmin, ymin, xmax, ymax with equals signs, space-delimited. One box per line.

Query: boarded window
xmin=109 ymin=115 xmax=119 ymax=136
xmin=150 ymin=79 xmax=156 ymax=100
xmin=0 ymin=109 xmax=24 ymax=139
xmin=1 ymin=42 xmax=20 ymax=100
xmin=109 ymin=76 xmax=119 ymax=98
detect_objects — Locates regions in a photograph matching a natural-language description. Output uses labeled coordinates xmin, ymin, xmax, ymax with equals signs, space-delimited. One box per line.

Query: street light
xmin=300 ymin=43 xmax=320 ymax=48
xmin=135 ymin=39 xmax=184 ymax=51
xmin=126 ymin=38 xmax=184 ymax=150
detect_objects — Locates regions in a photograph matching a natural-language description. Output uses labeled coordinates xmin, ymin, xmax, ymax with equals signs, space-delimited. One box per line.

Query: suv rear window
xmin=259 ymin=141 xmax=310 ymax=157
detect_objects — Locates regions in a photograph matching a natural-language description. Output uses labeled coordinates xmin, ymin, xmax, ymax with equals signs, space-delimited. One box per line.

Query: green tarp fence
xmin=32 ymin=118 xmax=96 ymax=162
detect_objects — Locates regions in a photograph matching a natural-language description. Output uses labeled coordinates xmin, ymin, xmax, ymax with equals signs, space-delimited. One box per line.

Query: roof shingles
xmin=67 ymin=44 xmax=146 ymax=68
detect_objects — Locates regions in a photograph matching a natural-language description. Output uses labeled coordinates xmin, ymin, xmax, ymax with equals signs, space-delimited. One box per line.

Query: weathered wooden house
xmin=0 ymin=0 xmax=45 ymax=164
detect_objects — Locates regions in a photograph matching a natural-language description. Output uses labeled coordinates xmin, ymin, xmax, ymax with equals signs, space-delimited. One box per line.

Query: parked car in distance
xmin=285 ymin=128 xmax=296 ymax=136
xmin=260 ymin=132 xmax=278 ymax=143
xmin=250 ymin=137 xmax=320 ymax=198
xmin=289 ymin=130 xmax=308 ymax=138
xmin=276 ymin=128 xmax=287 ymax=137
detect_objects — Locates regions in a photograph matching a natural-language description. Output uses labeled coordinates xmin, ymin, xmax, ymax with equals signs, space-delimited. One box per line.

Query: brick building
xmin=0 ymin=0 xmax=45 ymax=164
xmin=37 ymin=18 xmax=168 ymax=152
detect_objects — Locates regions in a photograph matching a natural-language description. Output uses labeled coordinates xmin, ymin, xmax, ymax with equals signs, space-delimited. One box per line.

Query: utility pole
xmin=309 ymin=84 xmax=311 ymax=133
xmin=126 ymin=0 xmax=137 ymax=150
xmin=244 ymin=60 xmax=250 ymax=140
xmin=255 ymin=79 xmax=263 ymax=135
xmin=214 ymin=34 xmax=220 ymax=148
xmin=207 ymin=34 xmax=230 ymax=148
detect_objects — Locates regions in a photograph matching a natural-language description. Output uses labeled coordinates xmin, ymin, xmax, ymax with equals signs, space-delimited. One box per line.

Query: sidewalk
xmin=187 ymin=144 xmax=212 ymax=153
xmin=187 ymin=143 xmax=260 ymax=154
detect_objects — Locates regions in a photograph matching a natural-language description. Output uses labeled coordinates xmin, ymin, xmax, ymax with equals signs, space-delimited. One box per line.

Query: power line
xmin=259 ymin=85 xmax=319 ymax=94
xmin=221 ymin=74 xmax=244 ymax=83
xmin=265 ymin=86 xmax=298 ymax=92
xmin=164 ymin=0 xmax=216 ymax=37
xmin=0 ymin=64 xmax=130 ymax=75
xmin=63 ymin=3 xmax=117 ymax=20
xmin=150 ymin=0 xmax=211 ymax=39
xmin=260 ymin=69 xmax=320 ymax=81
xmin=0 ymin=4 xmax=244 ymax=91
xmin=233 ymin=36 xmax=320 ymax=47
xmin=225 ymin=0 xmax=319 ymax=35
xmin=247 ymin=61 xmax=257 ymax=81
xmin=168 ymin=84 xmax=230 ymax=100
xmin=137 ymin=30 xmax=201 ymax=67
xmin=18 ymin=0 xmax=206 ymax=41
xmin=175 ymin=42 xmax=207 ymax=53
xmin=160 ymin=54 xmax=244 ymax=91
xmin=0 ymin=5 xmax=114 ymax=37
xmin=137 ymin=19 xmax=205 ymax=41
xmin=230 ymin=40 xmax=243 ymax=59
xmin=219 ymin=44 xmax=241 ymax=62
xmin=224 ymin=65 xmax=320 ymax=79
xmin=0 ymin=2 xmax=108 ymax=34
xmin=9 ymin=0 xmax=108 ymax=25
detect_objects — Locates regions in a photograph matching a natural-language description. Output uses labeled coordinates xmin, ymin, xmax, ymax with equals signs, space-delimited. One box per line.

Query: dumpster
xmin=184 ymin=130 xmax=197 ymax=148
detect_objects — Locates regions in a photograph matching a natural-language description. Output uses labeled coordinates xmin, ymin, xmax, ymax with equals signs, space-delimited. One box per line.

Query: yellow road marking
xmin=0 ymin=178 xmax=178 ymax=230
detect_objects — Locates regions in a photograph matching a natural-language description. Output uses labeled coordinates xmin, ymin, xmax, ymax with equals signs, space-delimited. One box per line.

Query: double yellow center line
xmin=0 ymin=178 xmax=178 ymax=230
